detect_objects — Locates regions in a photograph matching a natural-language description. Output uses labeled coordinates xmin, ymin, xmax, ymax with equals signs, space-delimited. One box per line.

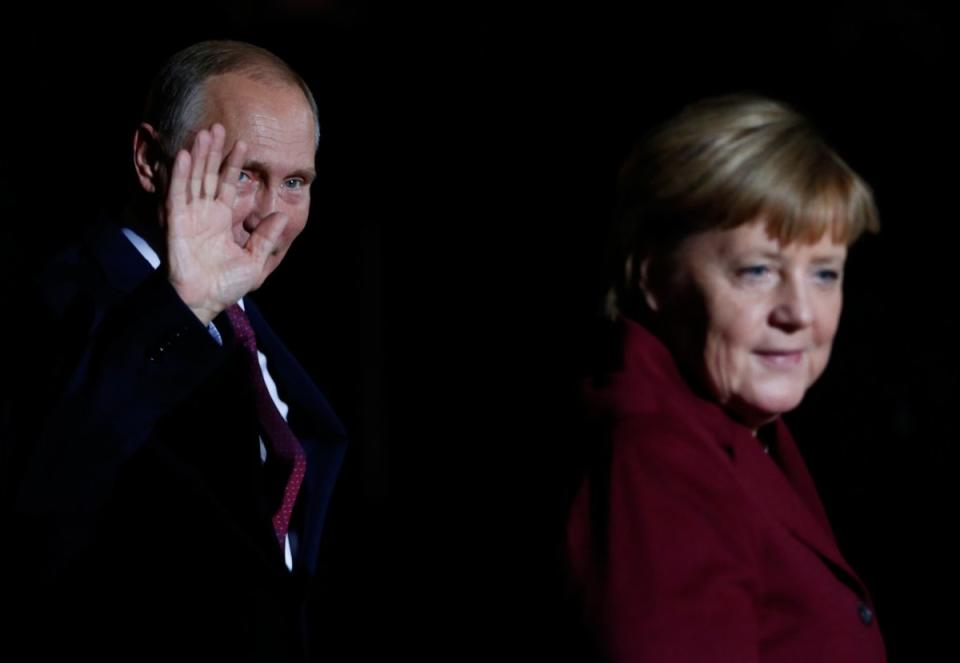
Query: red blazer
xmin=566 ymin=319 xmax=885 ymax=662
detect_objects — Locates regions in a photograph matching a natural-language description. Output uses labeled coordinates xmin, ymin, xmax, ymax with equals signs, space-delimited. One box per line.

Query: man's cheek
xmin=284 ymin=217 xmax=308 ymax=246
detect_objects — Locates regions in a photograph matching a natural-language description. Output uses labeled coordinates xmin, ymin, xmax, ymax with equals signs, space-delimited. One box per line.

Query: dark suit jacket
xmin=3 ymin=222 xmax=347 ymax=662
xmin=565 ymin=318 xmax=885 ymax=662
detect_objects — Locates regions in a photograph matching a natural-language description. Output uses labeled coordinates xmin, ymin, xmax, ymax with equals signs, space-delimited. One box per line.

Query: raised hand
xmin=164 ymin=124 xmax=290 ymax=324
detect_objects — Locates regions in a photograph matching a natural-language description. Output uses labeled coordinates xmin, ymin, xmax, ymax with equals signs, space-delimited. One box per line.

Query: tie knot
xmin=225 ymin=303 xmax=257 ymax=353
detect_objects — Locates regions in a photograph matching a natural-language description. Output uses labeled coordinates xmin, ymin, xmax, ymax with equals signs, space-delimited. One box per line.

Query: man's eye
xmin=283 ymin=178 xmax=304 ymax=190
xmin=238 ymin=171 xmax=251 ymax=182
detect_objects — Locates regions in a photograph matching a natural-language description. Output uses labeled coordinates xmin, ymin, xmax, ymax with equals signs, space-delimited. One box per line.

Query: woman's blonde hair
xmin=607 ymin=94 xmax=878 ymax=320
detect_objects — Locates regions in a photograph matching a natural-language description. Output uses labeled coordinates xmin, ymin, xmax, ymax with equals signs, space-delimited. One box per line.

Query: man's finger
xmin=190 ymin=129 xmax=210 ymax=202
xmin=218 ymin=139 xmax=248 ymax=209
xmin=204 ymin=124 xmax=225 ymax=198
xmin=246 ymin=211 xmax=289 ymax=267
xmin=167 ymin=150 xmax=191 ymax=220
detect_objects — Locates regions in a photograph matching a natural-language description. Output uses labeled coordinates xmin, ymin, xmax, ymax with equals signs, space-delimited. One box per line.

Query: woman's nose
xmin=770 ymin=278 xmax=813 ymax=331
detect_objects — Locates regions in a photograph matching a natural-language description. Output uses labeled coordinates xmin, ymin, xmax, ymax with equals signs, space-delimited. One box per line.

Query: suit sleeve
xmin=5 ymin=268 xmax=229 ymax=576
xmin=566 ymin=415 xmax=762 ymax=663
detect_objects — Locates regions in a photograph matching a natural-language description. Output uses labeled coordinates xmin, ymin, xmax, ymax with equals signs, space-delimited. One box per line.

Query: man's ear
xmin=133 ymin=123 xmax=166 ymax=194
xmin=637 ymin=255 xmax=661 ymax=313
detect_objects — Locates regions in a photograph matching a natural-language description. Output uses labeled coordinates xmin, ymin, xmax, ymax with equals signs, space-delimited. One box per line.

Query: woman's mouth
xmin=754 ymin=350 xmax=804 ymax=368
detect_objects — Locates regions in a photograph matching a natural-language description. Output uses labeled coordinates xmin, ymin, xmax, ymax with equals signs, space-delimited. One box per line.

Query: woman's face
xmin=648 ymin=219 xmax=847 ymax=429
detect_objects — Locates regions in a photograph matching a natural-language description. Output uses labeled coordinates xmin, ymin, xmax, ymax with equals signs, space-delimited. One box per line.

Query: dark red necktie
xmin=226 ymin=303 xmax=306 ymax=549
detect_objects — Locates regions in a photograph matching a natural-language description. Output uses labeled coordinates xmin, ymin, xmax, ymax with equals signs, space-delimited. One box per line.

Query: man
xmin=3 ymin=41 xmax=346 ymax=662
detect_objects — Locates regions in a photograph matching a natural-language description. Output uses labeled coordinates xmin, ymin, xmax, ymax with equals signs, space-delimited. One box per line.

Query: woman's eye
xmin=738 ymin=265 xmax=771 ymax=279
xmin=815 ymin=269 xmax=842 ymax=283
xmin=238 ymin=171 xmax=251 ymax=182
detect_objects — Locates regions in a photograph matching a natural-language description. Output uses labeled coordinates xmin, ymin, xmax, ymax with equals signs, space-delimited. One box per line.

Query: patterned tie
xmin=225 ymin=303 xmax=306 ymax=550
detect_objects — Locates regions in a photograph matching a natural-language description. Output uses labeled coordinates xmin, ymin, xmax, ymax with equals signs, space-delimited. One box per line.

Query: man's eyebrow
xmin=243 ymin=160 xmax=317 ymax=180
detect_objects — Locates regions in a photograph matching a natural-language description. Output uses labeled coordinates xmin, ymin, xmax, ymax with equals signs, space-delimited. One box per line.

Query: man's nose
xmin=243 ymin=187 xmax=279 ymax=232
xmin=254 ymin=185 xmax=280 ymax=217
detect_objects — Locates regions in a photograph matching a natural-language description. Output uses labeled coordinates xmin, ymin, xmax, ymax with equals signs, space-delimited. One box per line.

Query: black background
xmin=1 ymin=1 xmax=955 ymax=659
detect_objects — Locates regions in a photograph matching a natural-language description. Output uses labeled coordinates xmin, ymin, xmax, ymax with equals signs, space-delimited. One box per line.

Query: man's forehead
xmin=191 ymin=74 xmax=317 ymax=166
xmin=198 ymin=73 xmax=316 ymax=140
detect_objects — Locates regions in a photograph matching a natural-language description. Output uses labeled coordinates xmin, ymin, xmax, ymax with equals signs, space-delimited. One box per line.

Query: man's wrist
xmin=189 ymin=305 xmax=219 ymax=326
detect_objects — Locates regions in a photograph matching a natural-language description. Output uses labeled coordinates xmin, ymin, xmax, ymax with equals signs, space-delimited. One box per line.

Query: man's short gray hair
xmin=143 ymin=40 xmax=320 ymax=158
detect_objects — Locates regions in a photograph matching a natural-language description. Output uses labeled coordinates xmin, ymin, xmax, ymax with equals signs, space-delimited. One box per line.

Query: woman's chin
xmin=727 ymin=391 xmax=806 ymax=430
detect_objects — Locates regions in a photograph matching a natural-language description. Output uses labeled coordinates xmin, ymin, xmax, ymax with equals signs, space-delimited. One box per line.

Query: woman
xmin=565 ymin=95 xmax=886 ymax=662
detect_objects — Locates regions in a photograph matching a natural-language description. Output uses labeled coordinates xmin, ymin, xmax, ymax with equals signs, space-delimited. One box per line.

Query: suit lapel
xmin=243 ymin=299 xmax=347 ymax=576
xmin=727 ymin=417 xmax=864 ymax=592
xmin=153 ymin=330 xmax=290 ymax=570
xmin=616 ymin=318 xmax=869 ymax=599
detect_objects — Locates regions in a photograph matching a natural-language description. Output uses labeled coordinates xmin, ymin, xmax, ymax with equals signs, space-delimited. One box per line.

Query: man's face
xmin=195 ymin=72 xmax=317 ymax=277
